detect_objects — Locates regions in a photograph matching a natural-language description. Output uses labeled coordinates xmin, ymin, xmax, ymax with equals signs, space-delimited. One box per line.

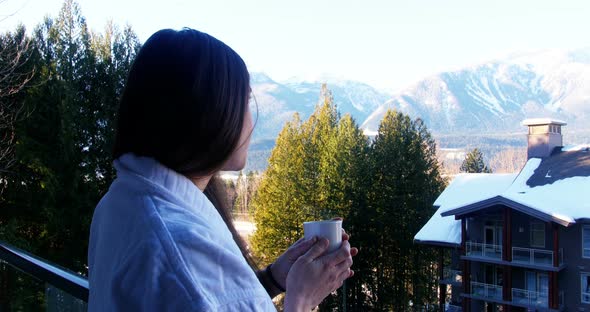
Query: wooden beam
xmin=504 ymin=207 xmax=512 ymax=262
xmin=553 ymin=223 xmax=559 ymax=267
xmin=551 ymin=223 xmax=559 ymax=309
xmin=439 ymin=248 xmax=445 ymax=312
xmin=461 ymin=218 xmax=467 ymax=256
xmin=461 ymin=218 xmax=470 ymax=312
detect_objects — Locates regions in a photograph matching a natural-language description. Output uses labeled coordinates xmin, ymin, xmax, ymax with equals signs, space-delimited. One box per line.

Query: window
xmin=583 ymin=225 xmax=590 ymax=258
xmin=550 ymin=125 xmax=561 ymax=134
xmin=530 ymin=221 xmax=545 ymax=248
xmin=529 ymin=125 xmax=547 ymax=135
xmin=582 ymin=273 xmax=590 ymax=304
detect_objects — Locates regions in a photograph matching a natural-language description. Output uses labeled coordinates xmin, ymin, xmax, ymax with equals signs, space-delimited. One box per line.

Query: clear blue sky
xmin=2 ymin=0 xmax=590 ymax=92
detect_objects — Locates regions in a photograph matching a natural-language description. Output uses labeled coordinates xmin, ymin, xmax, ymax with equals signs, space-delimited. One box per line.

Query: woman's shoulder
xmin=90 ymin=180 xmax=275 ymax=311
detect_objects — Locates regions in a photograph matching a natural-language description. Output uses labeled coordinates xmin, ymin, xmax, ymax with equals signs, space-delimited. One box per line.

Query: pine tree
xmin=368 ymin=110 xmax=444 ymax=310
xmin=317 ymin=114 xmax=368 ymax=219
xmin=1 ymin=0 xmax=141 ymax=273
xmin=0 ymin=25 xmax=34 ymax=180
xmin=0 ymin=1 xmax=143 ymax=309
xmin=318 ymin=113 xmax=371 ymax=311
xmin=460 ymin=148 xmax=492 ymax=173
xmin=252 ymin=84 xmax=340 ymax=264
xmin=252 ymin=85 xmax=377 ymax=311
xmin=251 ymin=114 xmax=310 ymax=265
xmin=0 ymin=25 xmax=39 ymax=311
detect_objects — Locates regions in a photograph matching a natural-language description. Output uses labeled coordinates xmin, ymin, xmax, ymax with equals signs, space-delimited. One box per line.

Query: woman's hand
xmin=283 ymin=238 xmax=355 ymax=312
xmin=269 ymin=237 xmax=317 ymax=291
xmin=270 ymin=221 xmax=357 ymax=292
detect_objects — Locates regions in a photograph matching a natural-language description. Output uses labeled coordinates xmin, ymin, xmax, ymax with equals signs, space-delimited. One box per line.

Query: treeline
xmin=251 ymin=85 xmax=446 ymax=311
xmin=439 ymin=146 xmax=526 ymax=175
xmin=0 ymin=0 xmax=140 ymax=302
xmin=248 ymin=134 xmax=529 ymax=174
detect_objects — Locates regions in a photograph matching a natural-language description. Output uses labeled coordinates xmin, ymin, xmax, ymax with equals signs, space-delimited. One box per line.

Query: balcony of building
xmin=511 ymin=288 xmax=563 ymax=309
xmin=461 ymin=268 xmax=565 ymax=312
xmin=461 ymin=208 xmax=567 ymax=272
xmin=463 ymin=283 xmax=564 ymax=311
xmin=462 ymin=242 xmax=566 ymax=272
xmin=512 ymin=246 xmax=563 ymax=268
xmin=465 ymin=241 xmax=502 ymax=260
xmin=469 ymin=281 xmax=503 ymax=301
xmin=0 ymin=241 xmax=88 ymax=311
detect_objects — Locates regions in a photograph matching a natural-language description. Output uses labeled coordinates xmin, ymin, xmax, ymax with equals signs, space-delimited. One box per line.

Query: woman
xmin=88 ymin=28 xmax=357 ymax=311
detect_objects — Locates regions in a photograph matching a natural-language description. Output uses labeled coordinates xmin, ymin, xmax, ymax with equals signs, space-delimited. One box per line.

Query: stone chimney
xmin=522 ymin=118 xmax=567 ymax=159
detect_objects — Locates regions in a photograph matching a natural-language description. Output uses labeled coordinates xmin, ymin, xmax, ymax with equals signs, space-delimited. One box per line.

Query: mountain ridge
xmin=250 ymin=72 xmax=389 ymax=141
xmin=361 ymin=48 xmax=590 ymax=135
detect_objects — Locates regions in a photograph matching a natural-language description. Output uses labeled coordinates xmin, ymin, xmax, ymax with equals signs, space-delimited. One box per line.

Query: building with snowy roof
xmin=415 ymin=118 xmax=590 ymax=312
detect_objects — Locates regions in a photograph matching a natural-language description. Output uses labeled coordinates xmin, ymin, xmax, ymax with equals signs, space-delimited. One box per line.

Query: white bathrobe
xmin=88 ymin=154 xmax=275 ymax=311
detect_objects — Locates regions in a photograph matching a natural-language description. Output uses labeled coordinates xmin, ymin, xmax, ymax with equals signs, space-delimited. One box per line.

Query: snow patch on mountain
xmin=249 ymin=72 xmax=389 ymax=141
xmin=362 ymin=48 xmax=590 ymax=135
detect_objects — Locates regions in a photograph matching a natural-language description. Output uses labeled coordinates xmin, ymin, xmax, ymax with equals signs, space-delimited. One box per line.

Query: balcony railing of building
xmin=465 ymin=242 xmax=502 ymax=260
xmin=0 ymin=241 xmax=88 ymax=311
xmin=445 ymin=303 xmax=462 ymax=312
xmin=512 ymin=247 xmax=563 ymax=267
xmin=470 ymin=282 xmax=503 ymax=301
xmin=511 ymin=288 xmax=564 ymax=309
xmin=441 ymin=268 xmax=462 ymax=284
xmin=511 ymin=288 xmax=548 ymax=307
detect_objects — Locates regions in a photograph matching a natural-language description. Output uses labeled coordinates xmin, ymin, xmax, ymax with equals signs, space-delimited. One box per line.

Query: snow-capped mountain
xmin=250 ymin=73 xmax=389 ymax=140
xmin=362 ymin=48 xmax=590 ymax=134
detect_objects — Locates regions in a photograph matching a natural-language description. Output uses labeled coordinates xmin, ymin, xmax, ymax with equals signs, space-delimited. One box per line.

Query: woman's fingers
xmin=288 ymin=237 xmax=317 ymax=259
xmin=342 ymin=229 xmax=349 ymax=241
xmin=350 ymin=247 xmax=359 ymax=257
xmin=324 ymin=240 xmax=351 ymax=264
xmin=332 ymin=269 xmax=353 ymax=291
xmin=284 ymin=230 xmax=356 ymax=310
xmin=337 ymin=268 xmax=352 ymax=281
xmin=300 ymin=237 xmax=329 ymax=262
xmin=291 ymin=237 xmax=305 ymax=246
xmin=334 ymin=255 xmax=353 ymax=272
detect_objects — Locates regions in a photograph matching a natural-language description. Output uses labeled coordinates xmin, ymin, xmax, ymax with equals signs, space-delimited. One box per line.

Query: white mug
xmin=303 ymin=220 xmax=342 ymax=253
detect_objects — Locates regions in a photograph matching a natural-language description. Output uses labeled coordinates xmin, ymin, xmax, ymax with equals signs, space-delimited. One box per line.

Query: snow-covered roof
xmin=563 ymin=144 xmax=590 ymax=152
xmin=434 ymin=173 xmax=518 ymax=213
xmin=414 ymin=205 xmax=461 ymax=246
xmin=414 ymin=173 xmax=516 ymax=246
xmin=521 ymin=118 xmax=567 ymax=126
xmin=503 ymin=155 xmax=590 ymax=224
xmin=415 ymin=146 xmax=590 ymax=246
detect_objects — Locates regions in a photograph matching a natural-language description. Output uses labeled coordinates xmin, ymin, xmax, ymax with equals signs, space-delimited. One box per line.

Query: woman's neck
xmin=191 ymin=175 xmax=212 ymax=191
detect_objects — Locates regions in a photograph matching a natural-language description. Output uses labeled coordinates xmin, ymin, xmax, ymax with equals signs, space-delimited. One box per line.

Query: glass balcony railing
xmin=512 ymin=247 xmax=563 ymax=267
xmin=471 ymin=282 xmax=503 ymax=301
xmin=465 ymin=241 xmax=502 ymax=260
xmin=46 ymin=284 xmax=87 ymax=311
xmin=446 ymin=303 xmax=462 ymax=312
xmin=511 ymin=288 xmax=563 ymax=309
xmin=511 ymin=288 xmax=548 ymax=307
xmin=0 ymin=241 xmax=88 ymax=311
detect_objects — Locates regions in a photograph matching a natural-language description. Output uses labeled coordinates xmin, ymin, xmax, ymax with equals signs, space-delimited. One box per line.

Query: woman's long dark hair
xmin=113 ymin=28 xmax=257 ymax=269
